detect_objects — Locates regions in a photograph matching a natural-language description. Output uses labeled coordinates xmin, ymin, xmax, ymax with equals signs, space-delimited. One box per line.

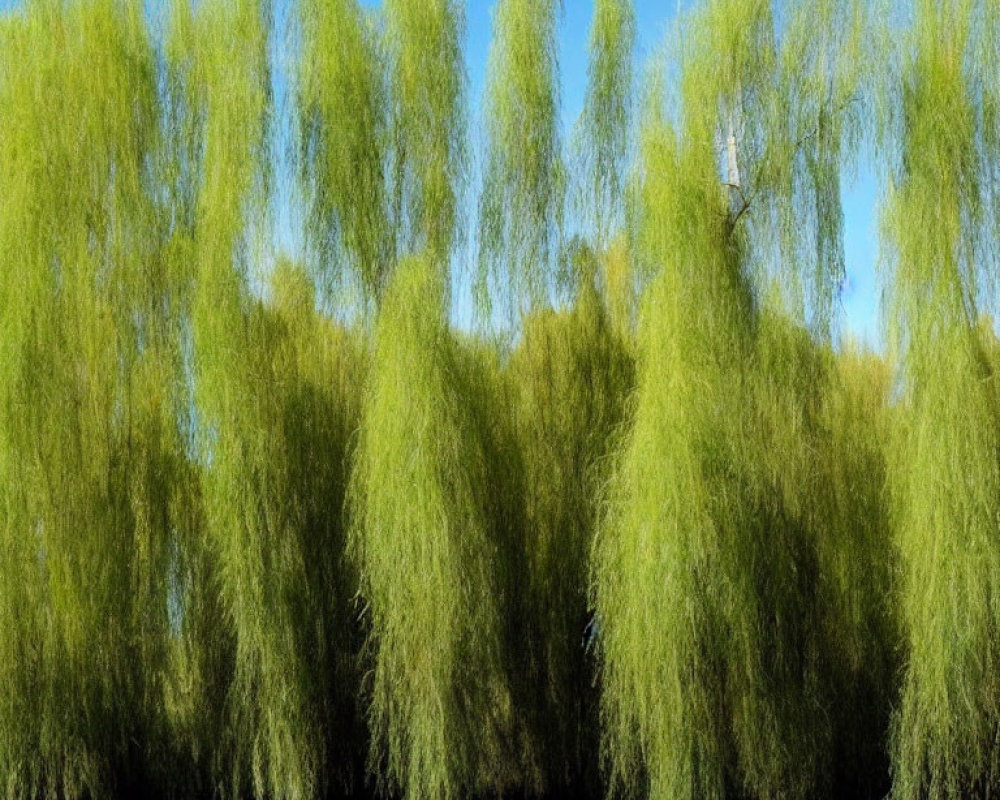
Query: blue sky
xmin=0 ymin=0 xmax=883 ymax=345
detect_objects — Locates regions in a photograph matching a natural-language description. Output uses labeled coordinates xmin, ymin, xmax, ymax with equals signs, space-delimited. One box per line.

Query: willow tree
xmin=350 ymin=255 xmax=533 ymax=800
xmin=677 ymin=0 xmax=876 ymax=339
xmin=573 ymin=0 xmax=637 ymax=336
xmin=265 ymin=259 xmax=369 ymax=798
xmin=345 ymin=4 xmax=540 ymax=798
xmin=750 ymin=308 xmax=896 ymax=798
xmin=384 ymin=0 xmax=465 ymax=268
xmin=0 ymin=1 xmax=183 ymax=796
xmin=590 ymin=70 xmax=784 ymax=800
xmin=882 ymin=1 xmax=1000 ymax=796
xmin=591 ymin=1 xmax=883 ymax=797
xmin=300 ymin=0 xmax=391 ymax=306
xmin=507 ymin=270 xmax=634 ymax=799
xmin=479 ymin=0 xmax=563 ymax=312
xmin=172 ymin=2 xmax=365 ymax=797
xmin=818 ymin=343 xmax=896 ymax=798
xmin=764 ymin=0 xmax=875 ymax=337
xmin=574 ymin=0 xmax=635 ymax=252
xmin=754 ymin=1 xmax=894 ymax=791
xmin=170 ymin=2 xmax=283 ymax=793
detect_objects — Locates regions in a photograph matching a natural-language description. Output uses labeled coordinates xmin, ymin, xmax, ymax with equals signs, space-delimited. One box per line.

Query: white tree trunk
xmin=726 ymin=113 xmax=740 ymax=188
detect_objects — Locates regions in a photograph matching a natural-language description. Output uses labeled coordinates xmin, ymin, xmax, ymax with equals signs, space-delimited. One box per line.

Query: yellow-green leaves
xmin=0 ymin=2 xmax=990 ymax=800
xmin=507 ymin=280 xmax=634 ymax=797
xmin=0 ymin=2 xmax=173 ymax=797
xmin=350 ymin=255 xmax=525 ymax=800
xmin=882 ymin=2 xmax=1000 ymax=797
xmin=768 ymin=0 xmax=874 ymax=335
xmin=480 ymin=0 xmax=563 ymax=314
xmin=591 ymin=6 xmax=894 ymax=797
xmin=575 ymin=0 xmax=635 ymax=250
xmin=179 ymin=4 xmax=366 ymax=798
xmin=300 ymin=0 xmax=391 ymax=306
xmin=385 ymin=0 xmax=465 ymax=271
xmin=665 ymin=0 xmax=875 ymax=338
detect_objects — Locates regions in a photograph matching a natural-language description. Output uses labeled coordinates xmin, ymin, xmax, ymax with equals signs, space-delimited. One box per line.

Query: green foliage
xmin=882 ymin=1 xmax=1000 ymax=796
xmin=597 ymin=235 xmax=637 ymax=341
xmin=818 ymin=344 xmax=897 ymax=798
xmin=385 ymin=0 xmax=465 ymax=269
xmin=574 ymin=0 xmax=635 ymax=249
xmin=480 ymin=0 xmax=564 ymax=313
xmin=300 ymin=0 xmax=391 ymax=306
xmin=591 ymin=4 xmax=894 ymax=799
xmin=665 ymin=0 xmax=874 ymax=337
xmin=592 ymin=91 xmax=741 ymax=800
xmin=0 ymin=2 xmax=987 ymax=800
xmin=0 ymin=2 xmax=177 ymax=796
xmin=508 ymin=278 xmax=635 ymax=797
xmin=769 ymin=0 xmax=882 ymax=335
xmin=350 ymin=255 xmax=530 ymax=800
xmin=764 ymin=0 xmax=875 ymax=335
xmin=752 ymin=310 xmax=896 ymax=799
xmin=174 ymin=4 xmax=365 ymax=798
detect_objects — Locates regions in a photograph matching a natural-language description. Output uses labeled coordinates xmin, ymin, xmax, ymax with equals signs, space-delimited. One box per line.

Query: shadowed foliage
xmin=173 ymin=3 xmax=365 ymax=797
xmin=0 ymin=3 xmax=177 ymax=796
xmin=507 ymin=274 xmax=634 ymax=800
xmin=350 ymin=255 xmax=534 ymax=800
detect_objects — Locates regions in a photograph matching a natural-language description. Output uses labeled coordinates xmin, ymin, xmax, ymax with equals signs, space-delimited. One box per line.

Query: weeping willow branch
xmin=591 ymin=4 xmax=892 ymax=799
xmin=0 ymin=1 xmax=180 ymax=796
xmin=884 ymin=2 xmax=1000 ymax=797
xmin=300 ymin=0 xmax=392 ymax=308
xmin=350 ymin=254 xmax=534 ymax=800
xmin=508 ymin=271 xmax=634 ymax=798
xmin=479 ymin=0 xmax=564 ymax=316
xmin=573 ymin=0 xmax=635 ymax=253
xmin=385 ymin=0 xmax=465 ymax=273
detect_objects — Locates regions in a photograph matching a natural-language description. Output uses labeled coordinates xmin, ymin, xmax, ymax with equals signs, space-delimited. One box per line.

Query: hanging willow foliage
xmin=598 ymin=233 xmax=637 ymax=343
xmin=657 ymin=0 xmax=874 ymax=339
xmin=0 ymin=1 xmax=183 ymax=797
xmin=590 ymin=1 xmax=891 ymax=797
xmin=264 ymin=259 xmax=369 ymax=797
xmin=350 ymin=254 xmax=535 ymax=800
xmin=883 ymin=1 xmax=1000 ymax=796
xmin=384 ymin=0 xmax=465 ymax=269
xmin=174 ymin=0 xmax=284 ymax=790
xmin=592 ymin=77 xmax=754 ymax=800
xmin=479 ymin=0 xmax=563 ymax=313
xmin=574 ymin=0 xmax=635 ymax=251
xmin=507 ymin=271 xmax=634 ymax=799
xmin=299 ymin=0 xmax=391 ymax=306
xmin=0 ymin=1 xmax=982 ymax=798
xmin=172 ymin=3 xmax=367 ymax=798
xmin=751 ymin=307 xmax=896 ymax=799
xmin=167 ymin=2 xmax=275 ymax=794
xmin=818 ymin=343 xmax=897 ymax=799
xmin=763 ymin=0 xmax=874 ymax=336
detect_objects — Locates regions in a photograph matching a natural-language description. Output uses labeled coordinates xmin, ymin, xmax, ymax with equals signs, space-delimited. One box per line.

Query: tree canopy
xmin=2 ymin=2 xmax=1000 ymax=800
